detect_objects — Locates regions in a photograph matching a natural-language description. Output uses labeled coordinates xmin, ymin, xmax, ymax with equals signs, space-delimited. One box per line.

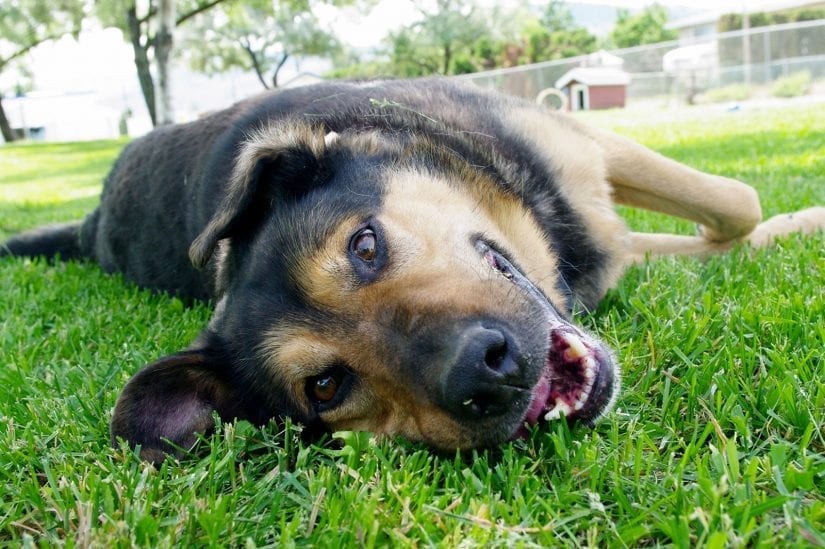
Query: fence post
xmin=743 ymin=11 xmax=751 ymax=85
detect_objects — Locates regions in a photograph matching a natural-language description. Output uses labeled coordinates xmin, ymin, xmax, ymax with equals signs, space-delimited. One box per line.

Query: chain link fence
xmin=457 ymin=19 xmax=825 ymax=106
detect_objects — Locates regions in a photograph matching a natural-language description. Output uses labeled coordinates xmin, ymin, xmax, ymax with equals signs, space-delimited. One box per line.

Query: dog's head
xmin=111 ymin=123 xmax=619 ymax=460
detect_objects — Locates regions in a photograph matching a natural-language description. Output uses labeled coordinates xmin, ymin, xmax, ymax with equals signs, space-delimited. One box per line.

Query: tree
xmin=96 ymin=0 xmax=231 ymax=127
xmin=521 ymin=2 xmax=597 ymax=63
xmin=384 ymin=0 xmax=488 ymax=77
xmin=0 ymin=0 xmax=85 ymax=142
xmin=608 ymin=4 xmax=677 ymax=49
xmin=542 ymin=0 xmax=574 ymax=32
xmin=329 ymin=0 xmax=593 ymax=79
xmin=182 ymin=0 xmax=341 ymax=89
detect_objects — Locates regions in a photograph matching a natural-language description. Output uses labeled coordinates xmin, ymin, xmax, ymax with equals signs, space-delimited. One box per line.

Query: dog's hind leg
xmin=625 ymin=208 xmax=825 ymax=264
xmin=1 ymin=221 xmax=86 ymax=261
xmin=586 ymin=127 xmax=763 ymax=241
xmin=581 ymin=125 xmax=825 ymax=249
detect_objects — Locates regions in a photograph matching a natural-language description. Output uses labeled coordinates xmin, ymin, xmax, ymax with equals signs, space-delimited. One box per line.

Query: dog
xmin=3 ymin=78 xmax=822 ymax=461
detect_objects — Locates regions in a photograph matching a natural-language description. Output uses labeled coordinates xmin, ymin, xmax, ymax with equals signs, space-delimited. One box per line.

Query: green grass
xmin=1 ymin=104 xmax=824 ymax=546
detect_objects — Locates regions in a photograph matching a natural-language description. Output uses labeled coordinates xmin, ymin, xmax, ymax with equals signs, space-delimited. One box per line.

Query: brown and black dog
xmin=3 ymin=78 xmax=822 ymax=461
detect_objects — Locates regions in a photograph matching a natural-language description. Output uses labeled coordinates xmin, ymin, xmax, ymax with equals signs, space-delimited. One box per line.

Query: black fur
xmin=4 ymin=78 xmax=619 ymax=459
xmin=1 ymin=222 xmax=85 ymax=261
xmin=5 ymin=79 xmax=607 ymax=304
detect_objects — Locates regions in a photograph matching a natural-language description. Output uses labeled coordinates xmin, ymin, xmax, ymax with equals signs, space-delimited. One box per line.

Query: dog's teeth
xmin=583 ymin=357 xmax=596 ymax=380
xmin=574 ymin=391 xmax=590 ymax=410
xmin=562 ymin=332 xmax=588 ymax=359
xmin=544 ymin=401 xmax=572 ymax=421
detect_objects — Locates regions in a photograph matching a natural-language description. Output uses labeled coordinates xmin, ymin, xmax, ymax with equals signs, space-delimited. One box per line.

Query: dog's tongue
xmin=523 ymin=377 xmax=551 ymax=424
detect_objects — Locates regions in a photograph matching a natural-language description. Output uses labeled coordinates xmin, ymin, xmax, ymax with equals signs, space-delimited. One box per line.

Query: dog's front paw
xmin=744 ymin=207 xmax=825 ymax=247
xmin=696 ymin=223 xmax=733 ymax=243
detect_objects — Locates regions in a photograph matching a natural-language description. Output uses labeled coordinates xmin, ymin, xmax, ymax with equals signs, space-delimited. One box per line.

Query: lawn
xmin=1 ymin=103 xmax=823 ymax=546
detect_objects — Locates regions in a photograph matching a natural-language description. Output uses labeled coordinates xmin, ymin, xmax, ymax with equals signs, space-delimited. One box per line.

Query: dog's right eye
xmin=306 ymin=364 xmax=354 ymax=411
xmin=351 ymin=229 xmax=377 ymax=262
xmin=348 ymin=221 xmax=386 ymax=283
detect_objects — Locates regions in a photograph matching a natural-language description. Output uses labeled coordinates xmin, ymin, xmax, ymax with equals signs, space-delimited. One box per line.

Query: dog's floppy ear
xmin=110 ymin=349 xmax=253 ymax=462
xmin=189 ymin=123 xmax=328 ymax=268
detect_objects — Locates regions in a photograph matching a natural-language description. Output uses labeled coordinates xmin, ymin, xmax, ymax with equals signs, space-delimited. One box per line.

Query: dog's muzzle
xmin=470 ymin=239 xmax=620 ymax=440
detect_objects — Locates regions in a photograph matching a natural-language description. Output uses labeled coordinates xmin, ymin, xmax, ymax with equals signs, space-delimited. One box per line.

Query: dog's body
xmin=3 ymin=78 xmax=822 ymax=461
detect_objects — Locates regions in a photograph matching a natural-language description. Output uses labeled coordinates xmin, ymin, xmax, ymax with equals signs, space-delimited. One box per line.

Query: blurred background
xmin=1 ymin=0 xmax=823 ymax=142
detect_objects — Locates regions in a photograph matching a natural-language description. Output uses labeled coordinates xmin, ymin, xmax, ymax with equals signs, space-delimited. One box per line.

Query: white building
xmin=3 ymin=91 xmax=124 ymax=142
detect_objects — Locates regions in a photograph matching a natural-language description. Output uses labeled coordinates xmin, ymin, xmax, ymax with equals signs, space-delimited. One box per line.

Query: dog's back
xmin=4 ymin=79 xmax=614 ymax=305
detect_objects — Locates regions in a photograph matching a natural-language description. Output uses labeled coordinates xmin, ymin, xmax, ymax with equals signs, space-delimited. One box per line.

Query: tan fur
xmin=295 ymin=167 xmax=568 ymax=314
xmin=505 ymin=107 xmax=629 ymax=298
xmin=237 ymin=98 xmax=825 ymax=450
xmin=521 ymin=110 xmax=822 ymax=262
xmin=259 ymin=324 xmax=479 ymax=449
xmin=257 ymin=167 xmax=576 ymax=448
xmin=579 ymin=123 xmax=763 ymax=240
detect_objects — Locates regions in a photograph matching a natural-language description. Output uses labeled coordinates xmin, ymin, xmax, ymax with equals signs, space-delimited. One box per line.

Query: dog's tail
xmin=1 ymin=221 xmax=87 ymax=261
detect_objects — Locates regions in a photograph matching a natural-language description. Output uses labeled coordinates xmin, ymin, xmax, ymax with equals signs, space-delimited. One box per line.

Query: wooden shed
xmin=555 ymin=68 xmax=631 ymax=111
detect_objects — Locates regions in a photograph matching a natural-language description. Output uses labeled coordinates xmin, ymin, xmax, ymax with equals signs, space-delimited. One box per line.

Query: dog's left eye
xmin=311 ymin=375 xmax=339 ymax=402
xmin=306 ymin=364 xmax=354 ymax=411
xmin=351 ymin=228 xmax=377 ymax=261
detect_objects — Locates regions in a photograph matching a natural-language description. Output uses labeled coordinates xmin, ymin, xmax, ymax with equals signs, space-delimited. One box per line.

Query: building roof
xmin=555 ymin=68 xmax=631 ymax=89
xmin=583 ymin=50 xmax=624 ymax=68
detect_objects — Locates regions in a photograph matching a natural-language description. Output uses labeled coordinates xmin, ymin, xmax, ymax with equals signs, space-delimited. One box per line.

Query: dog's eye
xmin=484 ymin=249 xmax=513 ymax=279
xmin=306 ymin=364 xmax=353 ymax=410
xmin=311 ymin=375 xmax=339 ymax=402
xmin=348 ymin=221 xmax=386 ymax=283
xmin=351 ymin=228 xmax=377 ymax=262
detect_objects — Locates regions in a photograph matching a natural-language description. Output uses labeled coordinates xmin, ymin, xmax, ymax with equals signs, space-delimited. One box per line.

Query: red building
xmin=555 ymin=68 xmax=631 ymax=111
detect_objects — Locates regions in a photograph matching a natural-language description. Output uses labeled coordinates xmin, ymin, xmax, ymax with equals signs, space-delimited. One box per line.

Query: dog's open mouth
xmin=512 ymin=325 xmax=617 ymax=439
xmin=475 ymin=237 xmax=618 ymax=440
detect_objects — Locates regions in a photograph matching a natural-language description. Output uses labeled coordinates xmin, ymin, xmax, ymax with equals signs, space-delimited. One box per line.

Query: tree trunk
xmin=442 ymin=43 xmax=451 ymax=75
xmin=242 ymin=43 xmax=270 ymax=89
xmin=155 ymin=0 xmax=176 ymax=125
xmin=271 ymin=54 xmax=290 ymax=88
xmin=127 ymin=5 xmax=157 ymax=126
xmin=0 ymin=96 xmax=15 ymax=142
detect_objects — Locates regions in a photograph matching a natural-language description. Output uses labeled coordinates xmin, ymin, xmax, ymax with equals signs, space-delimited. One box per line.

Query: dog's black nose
xmin=440 ymin=324 xmax=524 ymax=421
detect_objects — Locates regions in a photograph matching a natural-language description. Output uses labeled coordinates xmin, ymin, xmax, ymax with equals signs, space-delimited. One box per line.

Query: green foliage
xmin=771 ymin=70 xmax=812 ymax=98
xmin=1 ymin=105 xmax=824 ymax=545
xmin=95 ymin=0 xmax=229 ymax=33
xmin=522 ymin=0 xmax=599 ymax=63
xmin=332 ymin=0 xmax=597 ymax=79
xmin=181 ymin=0 xmax=342 ymax=88
xmin=0 ymin=0 xmax=85 ymax=72
xmin=607 ymin=4 xmax=677 ymax=49
xmin=381 ymin=0 xmax=490 ymax=77
xmin=542 ymin=0 xmax=575 ymax=32
xmin=718 ymin=7 xmax=825 ymax=31
xmin=522 ymin=19 xmax=597 ymax=63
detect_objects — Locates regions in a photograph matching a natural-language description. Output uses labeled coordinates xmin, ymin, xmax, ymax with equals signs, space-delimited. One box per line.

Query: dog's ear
xmin=189 ymin=123 xmax=328 ymax=268
xmin=110 ymin=349 xmax=254 ymax=462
